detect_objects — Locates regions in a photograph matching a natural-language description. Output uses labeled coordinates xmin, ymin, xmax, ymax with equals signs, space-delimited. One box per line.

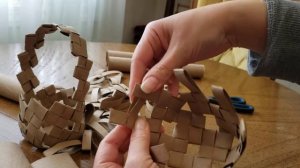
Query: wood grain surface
xmin=0 ymin=41 xmax=300 ymax=167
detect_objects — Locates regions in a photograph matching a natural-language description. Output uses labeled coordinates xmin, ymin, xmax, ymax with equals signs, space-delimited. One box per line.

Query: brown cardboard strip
xmin=168 ymin=151 xmax=184 ymax=168
xmin=211 ymin=85 xmax=236 ymax=113
xmin=82 ymin=130 xmax=92 ymax=151
xmin=87 ymin=120 xmax=109 ymax=137
xmin=150 ymin=143 xmax=169 ymax=164
xmin=43 ymin=140 xmax=81 ymax=156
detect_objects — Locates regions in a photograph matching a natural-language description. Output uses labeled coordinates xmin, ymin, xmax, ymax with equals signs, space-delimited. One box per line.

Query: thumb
xmin=127 ymin=117 xmax=150 ymax=158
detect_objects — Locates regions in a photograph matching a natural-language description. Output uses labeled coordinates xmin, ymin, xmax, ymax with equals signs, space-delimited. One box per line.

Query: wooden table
xmin=0 ymin=41 xmax=300 ymax=168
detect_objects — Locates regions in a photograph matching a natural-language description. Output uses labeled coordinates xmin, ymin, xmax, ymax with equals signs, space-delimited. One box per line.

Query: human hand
xmin=129 ymin=0 xmax=266 ymax=98
xmin=93 ymin=117 xmax=158 ymax=168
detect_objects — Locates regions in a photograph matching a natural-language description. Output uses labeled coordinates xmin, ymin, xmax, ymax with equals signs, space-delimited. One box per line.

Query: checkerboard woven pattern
xmin=109 ymin=69 xmax=246 ymax=168
xmin=17 ymin=24 xmax=93 ymax=148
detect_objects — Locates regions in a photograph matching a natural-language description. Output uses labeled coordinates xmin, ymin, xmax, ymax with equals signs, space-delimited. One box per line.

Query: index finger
xmin=129 ymin=21 xmax=168 ymax=100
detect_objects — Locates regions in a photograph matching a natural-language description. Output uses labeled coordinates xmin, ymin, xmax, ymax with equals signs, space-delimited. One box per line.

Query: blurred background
xmin=0 ymin=0 xmax=197 ymax=44
xmin=1 ymin=0 xmax=299 ymax=93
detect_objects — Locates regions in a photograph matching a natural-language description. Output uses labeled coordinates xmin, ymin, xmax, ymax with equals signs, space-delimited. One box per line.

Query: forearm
xmin=224 ymin=0 xmax=267 ymax=54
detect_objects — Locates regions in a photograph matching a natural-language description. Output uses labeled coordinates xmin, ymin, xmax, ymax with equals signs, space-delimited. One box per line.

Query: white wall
xmin=93 ymin=0 xmax=126 ymax=42
xmin=122 ymin=0 xmax=167 ymax=43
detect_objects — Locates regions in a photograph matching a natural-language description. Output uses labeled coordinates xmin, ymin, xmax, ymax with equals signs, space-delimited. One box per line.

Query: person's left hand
xmin=93 ymin=117 xmax=158 ymax=168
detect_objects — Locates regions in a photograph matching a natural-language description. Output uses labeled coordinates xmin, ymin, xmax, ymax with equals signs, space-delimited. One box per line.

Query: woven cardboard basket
xmin=17 ymin=24 xmax=92 ymax=148
xmin=109 ymin=69 xmax=246 ymax=168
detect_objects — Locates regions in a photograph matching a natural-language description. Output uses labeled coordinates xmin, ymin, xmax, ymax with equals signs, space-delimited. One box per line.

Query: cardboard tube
xmin=107 ymin=57 xmax=132 ymax=73
xmin=182 ymin=64 xmax=205 ymax=79
xmin=107 ymin=54 xmax=205 ymax=79
xmin=0 ymin=73 xmax=23 ymax=102
xmin=107 ymin=50 xmax=132 ymax=58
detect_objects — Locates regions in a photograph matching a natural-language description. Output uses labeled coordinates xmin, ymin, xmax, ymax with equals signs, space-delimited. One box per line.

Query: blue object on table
xmin=208 ymin=96 xmax=254 ymax=114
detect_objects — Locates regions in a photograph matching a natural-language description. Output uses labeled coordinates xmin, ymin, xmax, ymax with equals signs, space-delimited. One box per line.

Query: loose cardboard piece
xmin=43 ymin=140 xmax=81 ymax=156
xmin=81 ymin=130 xmax=92 ymax=150
xmin=87 ymin=120 xmax=108 ymax=137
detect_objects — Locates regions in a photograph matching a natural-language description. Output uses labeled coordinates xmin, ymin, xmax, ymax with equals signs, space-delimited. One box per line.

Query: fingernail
xmin=135 ymin=117 xmax=147 ymax=130
xmin=141 ymin=77 xmax=159 ymax=93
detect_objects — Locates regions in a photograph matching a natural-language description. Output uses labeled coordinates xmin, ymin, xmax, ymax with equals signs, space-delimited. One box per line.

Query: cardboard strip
xmin=25 ymin=34 xmax=36 ymax=52
xmin=87 ymin=120 xmax=108 ymax=137
xmin=173 ymin=123 xmax=189 ymax=140
xmin=168 ymin=151 xmax=184 ymax=168
xmin=150 ymin=143 xmax=169 ymax=164
xmin=57 ymin=25 xmax=78 ymax=36
xmin=43 ymin=140 xmax=81 ymax=156
xmin=173 ymin=69 xmax=200 ymax=93
xmin=41 ymin=24 xmax=57 ymax=33
xmin=128 ymin=98 xmax=145 ymax=115
xmin=109 ymin=109 xmax=128 ymax=125
xmin=211 ymin=85 xmax=236 ymax=113
xmin=193 ymin=157 xmax=212 ymax=168
xmin=133 ymin=84 xmax=161 ymax=103
xmin=18 ymin=52 xmax=31 ymax=70
xmin=82 ymin=130 xmax=92 ymax=151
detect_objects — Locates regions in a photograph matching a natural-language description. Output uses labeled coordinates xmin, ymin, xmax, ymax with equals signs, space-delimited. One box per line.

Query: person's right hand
xmin=129 ymin=0 xmax=267 ymax=98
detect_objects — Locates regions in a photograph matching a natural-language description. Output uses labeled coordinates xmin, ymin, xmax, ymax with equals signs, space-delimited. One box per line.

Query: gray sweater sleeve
xmin=248 ymin=0 xmax=300 ymax=84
